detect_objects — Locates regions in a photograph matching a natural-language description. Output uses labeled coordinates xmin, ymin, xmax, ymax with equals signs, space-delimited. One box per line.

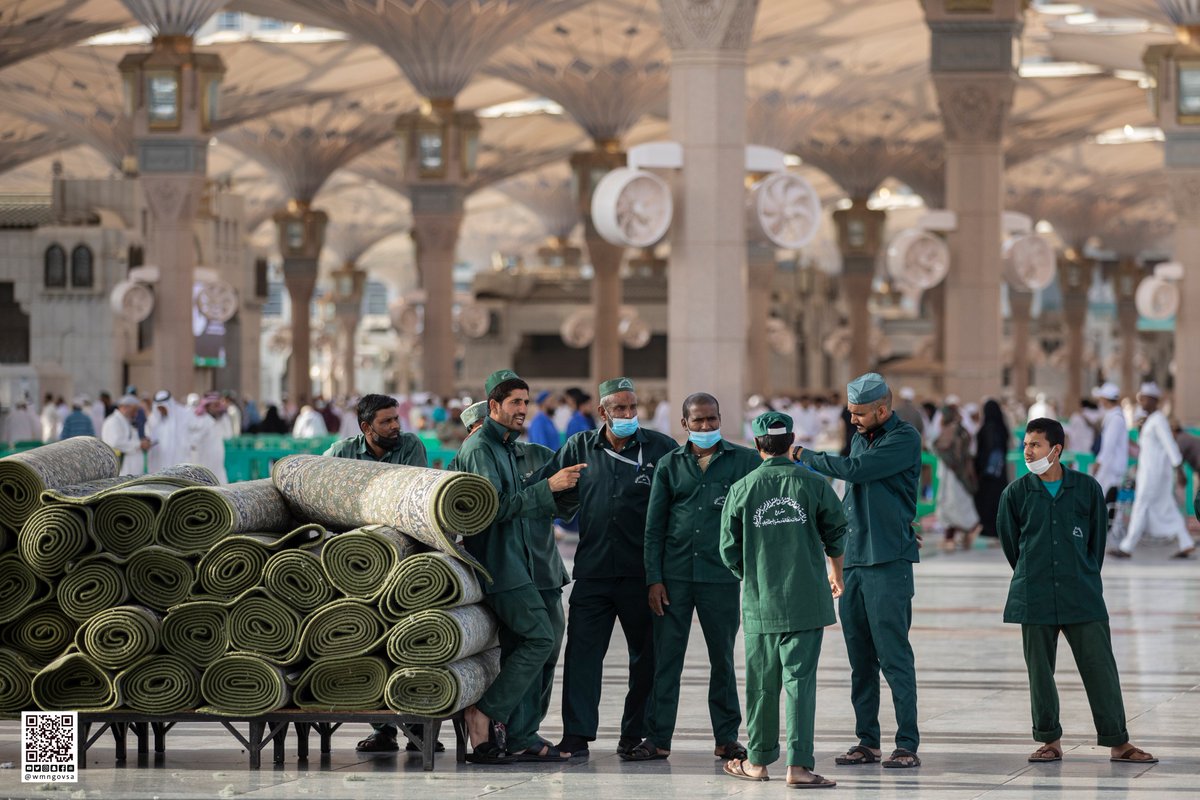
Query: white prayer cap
xmin=1091 ymin=382 xmax=1120 ymax=401
xmin=899 ymin=387 xmax=916 ymax=401
xmin=1137 ymin=381 xmax=1162 ymax=399
xmin=117 ymin=394 xmax=140 ymax=406
xmin=186 ymin=393 xmax=200 ymax=406
xmin=72 ymin=394 xmax=89 ymax=407
xmin=943 ymin=394 xmax=961 ymax=406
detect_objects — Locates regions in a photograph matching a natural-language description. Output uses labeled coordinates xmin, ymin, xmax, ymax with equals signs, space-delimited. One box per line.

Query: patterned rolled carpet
xmin=198 ymin=525 xmax=326 ymax=597
xmin=159 ymin=479 xmax=293 ymax=554
xmin=0 ymin=553 xmax=52 ymax=624
xmin=0 ymin=647 xmax=40 ymax=712
xmin=75 ymin=605 xmax=161 ymax=670
xmin=42 ymin=463 xmax=219 ymax=503
xmin=58 ymin=554 xmax=129 ymax=621
xmin=379 ymin=553 xmax=485 ymax=621
xmin=384 ymin=648 xmax=501 ymax=716
xmin=18 ymin=505 xmax=96 ymax=578
xmin=263 ymin=548 xmax=334 ymax=613
xmin=292 ymin=655 xmax=389 ymax=710
xmin=31 ymin=652 xmax=119 ymax=711
xmin=320 ymin=525 xmax=426 ymax=599
xmin=386 ymin=605 xmax=499 ymax=666
xmin=0 ymin=437 xmax=119 ymax=528
xmin=199 ymin=652 xmax=291 ymax=716
xmin=161 ymin=599 xmax=229 ymax=666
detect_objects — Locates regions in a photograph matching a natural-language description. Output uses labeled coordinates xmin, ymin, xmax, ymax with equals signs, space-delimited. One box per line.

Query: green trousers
xmin=562 ymin=577 xmax=655 ymax=741
xmin=839 ymin=560 xmax=919 ymax=753
xmin=1021 ymin=620 xmax=1129 ymax=747
xmin=745 ymin=628 xmax=823 ymax=768
xmin=503 ymin=588 xmax=565 ymax=752
xmin=644 ymin=580 xmax=741 ymax=750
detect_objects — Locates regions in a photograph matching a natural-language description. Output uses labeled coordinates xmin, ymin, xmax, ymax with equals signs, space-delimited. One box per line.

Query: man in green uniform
xmin=324 ymin=394 xmax=427 ymax=754
xmin=719 ymin=411 xmax=845 ymax=788
xmin=539 ymin=376 xmax=678 ymax=758
xmin=792 ymin=372 xmax=923 ymax=769
xmin=998 ymin=417 xmax=1156 ymax=765
xmin=623 ymin=392 xmax=759 ymax=762
xmin=460 ymin=400 xmax=487 ymax=434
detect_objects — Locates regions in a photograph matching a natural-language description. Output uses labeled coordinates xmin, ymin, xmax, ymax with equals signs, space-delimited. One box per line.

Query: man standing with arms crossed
xmin=792 ymin=372 xmax=923 ymax=769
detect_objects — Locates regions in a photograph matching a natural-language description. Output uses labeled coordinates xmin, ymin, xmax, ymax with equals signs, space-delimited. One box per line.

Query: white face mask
xmin=1026 ymin=447 xmax=1059 ymax=476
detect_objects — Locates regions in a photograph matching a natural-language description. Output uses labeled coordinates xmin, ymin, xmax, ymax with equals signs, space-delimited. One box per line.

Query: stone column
xmin=331 ymin=265 xmax=366 ymax=398
xmin=925 ymin=1 xmax=1021 ymax=402
xmin=1168 ymin=171 xmax=1200 ymax=421
xmin=1114 ymin=257 xmax=1141 ymax=395
xmin=1059 ymin=257 xmax=1092 ymax=415
xmin=746 ymin=238 xmax=774 ymax=396
xmin=274 ymin=204 xmax=328 ymax=404
xmin=832 ymin=199 xmax=885 ymax=379
xmin=1008 ymin=286 xmax=1033 ymax=401
xmin=927 ymin=283 xmax=947 ymax=393
xmin=659 ymin=0 xmax=759 ymax=434
xmin=410 ymin=185 xmax=466 ymax=400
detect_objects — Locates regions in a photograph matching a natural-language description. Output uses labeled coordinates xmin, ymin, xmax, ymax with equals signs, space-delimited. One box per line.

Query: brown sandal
xmin=724 ymin=758 xmax=769 ymax=782
xmin=1028 ymin=745 xmax=1062 ymax=762
xmin=1111 ymin=746 xmax=1157 ymax=763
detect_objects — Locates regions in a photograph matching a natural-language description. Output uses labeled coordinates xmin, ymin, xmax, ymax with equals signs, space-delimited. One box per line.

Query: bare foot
xmin=464 ymin=705 xmax=489 ymax=748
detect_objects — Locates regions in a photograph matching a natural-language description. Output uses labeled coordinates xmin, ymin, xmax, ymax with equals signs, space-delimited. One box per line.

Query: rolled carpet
xmin=0 ymin=647 xmax=40 ymax=712
xmin=384 ymin=648 xmax=501 ymax=716
xmin=125 ymin=546 xmax=196 ymax=611
xmin=31 ymin=652 xmax=119 ymax=711
xmin=226 ymin=590 xmax=302 ymax=660
xmin=320 ymin=525 xmax=425 ymax=599
xmin=42 ymin=463 xmax=219 ymax=503
xmin=271 ymin=453 xmax=499 ymax=539
xmin=199 ymin=652 xmax=292 ymax=716
xmin=75 ymin=605 xmax=161 ymax=671
xmin=0 ymin=437 xmax=119 ymax=528
xmin=159 ymin=479 xmax=293 ymax=554
xmin=161 ymin=600 xmax=228 ymax=666
xmin=0 ymin=552 xmax=53 ymax=624
xmin=293 ymin=655 xmax=389 ymax=710
xmin=117 ymin=654 xmax=201 ymax=714
xmin=92 ymin=495 xmax=158 ymax=556
xmin=3 ymin=603 xmax=74 ymax=663
xmin=18 ymin=504 xmax=96 ymax=578
xmin=295 ymin=599 xmax=385 ymax=663
xmin=0 ymin=520 xmax=12 ymax=554
xmin=378 ymin=553 xmax=485 ymax=621
xmin=385 ymin=605 xmax=499 ymax=666
xmin=58 ymin=554 xmax=129 ymax=622
xmin=198 ymin=524 xmax=326 ymax=597
xmin=263 ymin=549 xmax=335 ymax=613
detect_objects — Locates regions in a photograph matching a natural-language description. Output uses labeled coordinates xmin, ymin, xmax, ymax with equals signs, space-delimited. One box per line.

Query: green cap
xmin=847 ymin=372 xmax=888 ymax=405
xmin=598 ymin=377 xmax=635 ymax=398
xmin=461 ymin=401 xmax=488 ymax=430
xmin=484 ymin=369 xmax=521 ymax=396
xmin=751 ymin=411 xmax=793 ymax=437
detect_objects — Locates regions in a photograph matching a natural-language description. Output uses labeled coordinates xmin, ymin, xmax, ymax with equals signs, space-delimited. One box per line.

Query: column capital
xmin=931 ymin=73 xmax=1015 ymax=143
xmin=274 ymin=204 xmax=328 ymax=261
xmin=409 ymin=183 xmax=468 ymax=217
xmin=832 ymin=200 xmax=886 ymax=261
xmin=658 ymin=0 xmax=759 ymax=53
xmin=141 ymin=173 xmax=203 ymax=223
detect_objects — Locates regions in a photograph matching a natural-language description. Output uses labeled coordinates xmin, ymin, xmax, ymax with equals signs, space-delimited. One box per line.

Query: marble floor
xmin=3 ymin=533 xmax=1199 ymax=799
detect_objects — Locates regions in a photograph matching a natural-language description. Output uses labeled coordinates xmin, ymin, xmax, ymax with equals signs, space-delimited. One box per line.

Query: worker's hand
xmin=139 ymin=437 xmax=151 ymax=451
xmin=648 ymin=583 xmax=670 ymax=616
xmin=548 ymin=463 xmax=587 ymax=492
xmin=828 ymin=573 xmax=844 ymax=599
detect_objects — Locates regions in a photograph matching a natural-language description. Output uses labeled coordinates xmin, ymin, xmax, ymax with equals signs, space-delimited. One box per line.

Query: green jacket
xmin=323 ymin=433 xmax=427 ymax=467
xmin=538 ymin=424 xmax=679 ymax=580
xmin=644 ymin=438 xmax=762 ymax=585
xmin=798 ymin=413 xmax=920 ymax=568
xmin=997 ymin=468 xmax=1109 ymax=626
xmin=450 ymin=417 xmax=559 ymax=594
xmin=720 ymin=456 xmax=847 ymax=634
xmin=511 ymin=441 xmax=571 ymax=591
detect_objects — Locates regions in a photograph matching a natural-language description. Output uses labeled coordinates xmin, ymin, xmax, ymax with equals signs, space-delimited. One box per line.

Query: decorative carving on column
xmin=658 ymin=0 xmax=759 ymax=51
xmin=935 ymin=81 xmax=1012 ymax=143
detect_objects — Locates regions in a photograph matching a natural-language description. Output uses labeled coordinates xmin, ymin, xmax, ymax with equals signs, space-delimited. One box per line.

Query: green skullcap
xmin=461 ymin=401 xmax=488 ymax=430
xmin=751 ymin=411 xmax=793 ymax=437
xmin=485 ymin=369 xmax=521 ymax=396
xmin=598 ymin=377 xmax=636 ymax=398
xmin=847 ymin=372 xmax=889 ymax=405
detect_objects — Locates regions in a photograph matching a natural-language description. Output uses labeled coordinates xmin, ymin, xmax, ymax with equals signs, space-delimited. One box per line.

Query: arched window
xmin=71 ymin=244 xmax=94 ymax=288
xmin=44 ymin=245 xmax=67 ymax=288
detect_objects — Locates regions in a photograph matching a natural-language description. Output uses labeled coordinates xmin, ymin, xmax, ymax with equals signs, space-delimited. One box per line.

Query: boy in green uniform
xmin=623 ymin=392 xmax=760 ymax=762
xmin=998 ymin=417 xmax=1156 ymax=765
xmin=720 ymin=411 xmax=846 ymax=789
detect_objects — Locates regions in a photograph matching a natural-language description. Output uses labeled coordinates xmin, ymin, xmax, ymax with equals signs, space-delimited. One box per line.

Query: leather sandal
xmin=355 ymin=731 xmax=398 ymax=752
xmin=787 ymin=773 xmax=836 ymax=789
xmin=714 ymin=741 xmax=748 ymax=761
xmin=723 ymin=758 xmax=769 ymax=782
xmin=882 ymin=748 xmax=921 ymax=768
xmin=834 ymin=745 xmax=880 ymax=765
xmin=1028 ymin=744 xmax=1062 ymax=762
xmin=1111 ymin=745 xmax=1157 ymax=763
xmin=619 ymin=739 xmax=669 ymax=762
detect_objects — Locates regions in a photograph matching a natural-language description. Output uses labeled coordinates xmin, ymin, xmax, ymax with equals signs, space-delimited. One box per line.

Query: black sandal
xmin=512 ymin=739 xmax=569 ymax=762
xmin=619 ymin=739 xmax=670 ymax=761
xmin=882 ymin=748 xmax=921 ymax=769
xmin=616 ymin=736 xmax=641 ymax=756
xmin=465 ymin=741 xmax=515 ymax=765
xmin=715 ymin=741 xmax=748 ymax=761
xmin=557 ymin=734 xmax=590 ymax=759
xmin=834 ymin=745 xmax=880 ymax=765
xmin=355 ymin=732 xmax=398 ymax=752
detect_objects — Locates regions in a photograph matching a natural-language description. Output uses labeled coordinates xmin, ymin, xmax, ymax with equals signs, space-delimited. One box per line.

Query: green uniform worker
xmin=998 ymin=417 xmax=1156 ymax=765
xmin=624 ymin=392 xmax=760 ymax=762
xmin=453 ymin=370 xmax=586 ymax=763
xmin=324 ymin=394 xmax=427 ymax=754
xmin=719 ymin=411 xmax=845 ymax=788
xmin=537 ymin=377 xmax=678 ymax=758
xmin=794 ymin=372 xmax=923 ymax=768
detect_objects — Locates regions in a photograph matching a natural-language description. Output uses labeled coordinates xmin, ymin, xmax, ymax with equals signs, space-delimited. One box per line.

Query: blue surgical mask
xmin=688 ymin=429 xmax=722 ymax=449
xmin=609 ymin=416 xmax=640 ymax=437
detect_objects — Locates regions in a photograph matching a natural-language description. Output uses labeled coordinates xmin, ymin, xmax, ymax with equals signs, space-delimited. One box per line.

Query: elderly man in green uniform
xmin=719 ymin=411 xmax=845 ymax=788
xmin=792 ymin=372 xmax=923 ymax=769
xmin=453 ymin=370 xmax=586 ymax=763
xmin=998 ymin=417 xmax=1156 ymax=765
xmin=622 ymin=392 xmax=760 ymax=762
xmin=538 ymin=376 xmax=677 ymax=758
xmin=324 ymin=393 xmax=428 ymax=754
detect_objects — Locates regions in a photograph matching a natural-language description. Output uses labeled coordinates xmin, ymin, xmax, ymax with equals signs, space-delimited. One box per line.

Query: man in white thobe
xmin=188 ymin=393 xmax=228 ymax=484
xmin=1092 ymin=382 xmax=1129 ymax=499
xmin=101 ymin=395 xmax=149 ymax=476
xmin=1113 ymin=383 xmax=1195 ymax=559
xmin=4 ymin=400 xmax=41 ymax=444
xmin=147 ymin=390 xmax=188 ymax=472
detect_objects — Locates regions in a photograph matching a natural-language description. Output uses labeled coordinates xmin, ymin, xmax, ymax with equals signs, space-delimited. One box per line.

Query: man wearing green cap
xmin=537 ymin=376 xmax=678 ymax=758
xmin=454 ymin=369 xmax=588 ymax=762
xmin=460 ymin=400 xmax=488 ymax=434
xmin=792 ymin=372 xmax=923 ymax=769
xmin=622 ymin=392 xmax=760 ymax=763
xmin=718 ymin=410 xmax=845 ymax=788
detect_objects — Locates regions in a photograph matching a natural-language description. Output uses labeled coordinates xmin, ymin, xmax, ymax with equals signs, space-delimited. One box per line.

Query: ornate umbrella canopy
xmin=0 ymin=0 xmax=128 ymax=69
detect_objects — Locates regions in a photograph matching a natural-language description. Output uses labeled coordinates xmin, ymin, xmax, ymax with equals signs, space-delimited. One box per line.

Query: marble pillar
xmin=274 ymin=205 xmax=328 ymax=404
xmin=410 ymin=185 xmax=466 ymax=400
xmin=1008 ymin=286 xmax=1033 ymax=401
xmin=1168 ymin=171 xmax=1200 ymax=422
xmin=1114 ymin=258 xmax=1141 ymax=396
xmin=746 ymin=238 xmax=774 ymax=397
xmin=832 ymin=199 xmax=885 ymax=380
xmin=927 ymin=283 xmax=946 ymax=393
xmin=1059 ymin=257 xmax=1092 ymax=415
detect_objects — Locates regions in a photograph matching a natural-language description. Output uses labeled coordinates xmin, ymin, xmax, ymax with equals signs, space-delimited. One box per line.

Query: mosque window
xmin=71 ymin=245 xmax=94 ymax=288
xmin=217 ymin=12 xmax=243 ymax=30
xmin=44 ymin=245 xmax=67 ymax=288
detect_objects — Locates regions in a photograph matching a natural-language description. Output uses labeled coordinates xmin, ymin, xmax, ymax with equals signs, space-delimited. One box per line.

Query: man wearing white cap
xmin=147 ymin=390 xmax=187 ymax=472
xmin=101 ymin=395 xmax=149 ymax=475
xmin=1112 ymin=383 xmax=1194 ymax=559
xmin=1091 ymin=383 xmax=1128 ymax=499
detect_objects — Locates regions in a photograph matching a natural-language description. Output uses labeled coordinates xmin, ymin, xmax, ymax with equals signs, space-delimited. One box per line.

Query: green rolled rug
xmin=296 ymin=599 xmax=386 ymax=662
xmin=0 ymin=552 xmax=53 ymax=624
xmin=75 ymin=605 xmax=160 ymax=671
xmin=197 ymin=524 xmax=326 ymax=597
xmin=31 ymin=652 xmax=119 ymax=711
xmin=159 ymin=479 xmax=293 ymax=554
xmin=226 ymin=590 xmax=302 ymax=660
xmin=58 ymin=554 xmax=129 ymax=621
xmin=378 ymin=553 xmax=485 ymax=621
xmin=199 ymin=652 xmax=292 ymax=716
xmin=263 ymin=548 xmax=335 ymax=613
xmin=125 ymin=546 xmax=196 ymax=611
xmin=384 ymin=648 xmax=501 ymax=716
xmin=161 ymin=600 xmax=228 ymax=666
xmin=0 ymin=647 xmax=40 ymax=712
xmin=117 ymin=654 xmax=201 ymax=714
xmin=92 ymin=495 xmax=159 ymax=556
xmin=385 ymin=605 xmax=499 ymax=666
xmin=42 ymin=463 xmax=219 ymax=503
xmin=0 ymin=437 xmax=119 ymax=528
xmin=320 ymin=525 xmax=425 ymax=599
xmin=293 ymin=655 xmax=389 ymax=710
xmin=0 ymin=521 xmax=13 ymax=554
xmin=17 ymin=504 xmax=96 ymax=578
xmin=3 ymin=603 xmax=74 ymax=663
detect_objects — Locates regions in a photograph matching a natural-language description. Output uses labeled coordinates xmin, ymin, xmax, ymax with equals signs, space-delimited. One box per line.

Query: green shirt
xmin=511 ymin=441 xmax=571 ymax=591
xmin=643 ymin=439 xmax=762 ymax=585
xmin=798 ymin=413 xmax=921 ymax=568
xmin=538 ymin=424 xmax=679 ymax=580
xmin=997 ymin=468 xmax=1109 ymax=626
xmin=323 ymin=433 xmax=427 ymax=467
xmin=719 ymin=456 xmax=847 ymax=634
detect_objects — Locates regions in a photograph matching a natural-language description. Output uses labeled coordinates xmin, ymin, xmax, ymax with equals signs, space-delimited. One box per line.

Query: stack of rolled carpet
xmin=0 ymin=442 xmax=503 ymax=727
